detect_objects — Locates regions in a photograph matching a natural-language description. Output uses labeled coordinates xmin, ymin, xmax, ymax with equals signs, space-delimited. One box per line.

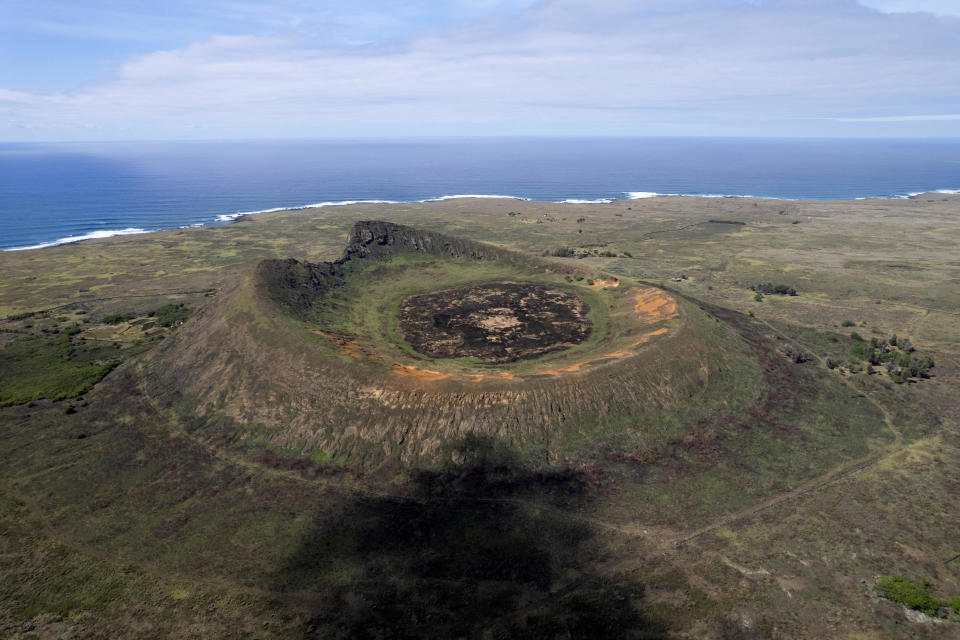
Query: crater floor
xmin=396 ymin=282 xmax=592 ymax=364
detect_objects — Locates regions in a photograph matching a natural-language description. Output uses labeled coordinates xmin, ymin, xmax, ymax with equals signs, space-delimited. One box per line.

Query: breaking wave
xmin=6 ymin=228 xmax=150 ymax=251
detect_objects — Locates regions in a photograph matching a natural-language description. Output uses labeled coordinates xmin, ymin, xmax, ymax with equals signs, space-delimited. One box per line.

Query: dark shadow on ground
xmin=274 ymin=434 xmax=668 ymax=639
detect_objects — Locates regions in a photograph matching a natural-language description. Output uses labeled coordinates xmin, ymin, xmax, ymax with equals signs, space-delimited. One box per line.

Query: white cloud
xmin=2 ymin=0 xmax=959 ymax=139
xmin=832 ymin=114 xmax=960 ymax=121
xmin=858 ymin=1 xmax=960 ymax=16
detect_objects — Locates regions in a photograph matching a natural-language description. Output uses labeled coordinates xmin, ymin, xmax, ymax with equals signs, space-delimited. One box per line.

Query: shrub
xmin=875 ymin=575 xmax=942 ymax=616
xmin=64 ymin=404 xmax=76 ymax=415
xmin=950 ymin=596 xmax=960 ymax=615
xmin=850 ymin=342 xmax=870 ymax=360
xmin=152 ymin=303 xmax=193 ymax=328
xmin=850 ymin=332 xmax=864 ymax=342
xmin=841 ymin=320 xmax=856 ymax=327
xmin=751 ymin=282 xmax=797 ymax=296
xmin=779 ymin=343 xmax=808 ymax=364
xmin=103 ymin=312 xmax=136 ymax=325
xmin=622 ymin=251 xmax=633 ymax=258
xmin=754 ymin=293 xmax=764 ymax=302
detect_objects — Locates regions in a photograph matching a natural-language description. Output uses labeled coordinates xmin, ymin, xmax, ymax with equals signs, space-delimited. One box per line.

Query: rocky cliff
xmin=256 ymin=220 xmax=554 ymax=319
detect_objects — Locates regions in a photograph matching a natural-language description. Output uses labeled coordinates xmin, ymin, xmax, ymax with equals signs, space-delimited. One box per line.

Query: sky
xmin=1 ymin=0 xmax=958 ymax=140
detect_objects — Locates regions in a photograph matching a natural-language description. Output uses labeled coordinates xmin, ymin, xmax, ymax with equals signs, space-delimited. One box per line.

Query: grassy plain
xmin=1 ymin=194 xmax=959 ymax=638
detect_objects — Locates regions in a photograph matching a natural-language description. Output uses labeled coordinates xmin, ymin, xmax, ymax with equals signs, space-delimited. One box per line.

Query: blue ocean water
xmin=1 ymin=137 xmax=958 ymax=251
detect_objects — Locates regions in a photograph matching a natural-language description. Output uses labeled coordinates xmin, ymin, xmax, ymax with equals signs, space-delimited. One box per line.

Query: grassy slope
xmin=1 ymin=195 xmax=958 ymax=638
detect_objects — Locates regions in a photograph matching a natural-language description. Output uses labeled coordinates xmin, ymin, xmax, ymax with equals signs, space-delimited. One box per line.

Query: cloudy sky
xmin=1 ymin=0 xmax=958 ymax=140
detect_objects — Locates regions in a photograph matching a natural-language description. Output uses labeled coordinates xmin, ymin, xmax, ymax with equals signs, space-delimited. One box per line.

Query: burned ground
xmin=396 ymin=282 xmax=592 ymax=364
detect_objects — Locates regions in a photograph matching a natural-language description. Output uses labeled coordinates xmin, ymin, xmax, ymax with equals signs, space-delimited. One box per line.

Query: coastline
xmin=4 ymin=189 xmax=959 ymax=253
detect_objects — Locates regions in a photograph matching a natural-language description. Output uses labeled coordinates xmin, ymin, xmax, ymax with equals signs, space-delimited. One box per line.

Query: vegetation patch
xmin=874 ymin=575 xmax=945 ymax=616
xmin=0 ymin=333 xmax=122 ymax=405
xmin=103 ymin=312 xmax=137 ymax=325
xmin=848 ymin=334 xmax=934 ymax=381
xmin=151 ymin=303 xmax=193 ymax=327
xmin=750 ymin=282 xmax=798 ymax=296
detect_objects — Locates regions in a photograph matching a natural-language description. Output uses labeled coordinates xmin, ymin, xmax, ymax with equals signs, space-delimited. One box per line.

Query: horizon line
xmin=4 ymin=134 xmax=960 ymax=145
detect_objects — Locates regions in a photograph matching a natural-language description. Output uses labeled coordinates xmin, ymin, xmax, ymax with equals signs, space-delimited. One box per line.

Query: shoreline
xmin=4 ymin=189 xmax=959 ymax=253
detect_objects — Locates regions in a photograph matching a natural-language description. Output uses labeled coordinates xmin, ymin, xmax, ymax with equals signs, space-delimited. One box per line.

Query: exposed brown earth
xmin=396 ymin=282 xmax=592 ymax=364
xmin=633 ymin=288 xmax=678 ymax=323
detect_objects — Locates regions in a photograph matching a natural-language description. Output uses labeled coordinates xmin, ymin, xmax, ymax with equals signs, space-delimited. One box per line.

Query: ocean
xmin=1 ymin=137 xmax=958 ymax=251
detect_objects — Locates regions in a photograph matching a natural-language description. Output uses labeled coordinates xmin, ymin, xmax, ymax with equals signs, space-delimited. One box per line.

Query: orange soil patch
xmin=591 ymin=278 xmax=620 ymax=289
xmin=311 ymin=330 xmax=385 ymax=360
xmin=392 ymin=364 xmax=455 ymax=381
xmin=469 ymin=372 xmax=516 ymax=382
xmin=535 ymin=327 xmax=669 ymax=376
xmin=628 ymin=326 xmax=669 ymax=348
xmin=395 ymin=365 xmax=516 ymax=382
xmin=633 ymin=288 xmax=678 ymax=323
xmin=535 ymin=362 xmax=586 ymax=376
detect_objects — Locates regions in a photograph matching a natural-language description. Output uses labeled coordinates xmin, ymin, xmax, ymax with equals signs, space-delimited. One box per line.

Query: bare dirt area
xmin=396 ymin=282 xmax=592 ymax=364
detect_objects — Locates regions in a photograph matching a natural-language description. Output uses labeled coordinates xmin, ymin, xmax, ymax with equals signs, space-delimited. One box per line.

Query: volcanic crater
xmin=396 ymin=282 xmax=592 ymax=364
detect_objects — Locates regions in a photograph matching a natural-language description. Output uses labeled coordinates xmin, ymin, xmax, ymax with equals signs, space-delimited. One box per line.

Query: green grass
xmin=103 ymin=312 xmax=137 ymax=325
xmin=151 ymin=303 xmax=193 ymax=327
xmin=874 ymin=575 xmax=943 ymax=616
xmin=0 ymin=334 xmax=122 ymax=405
xmin=302 ymin=253 xmax=623 ymax=376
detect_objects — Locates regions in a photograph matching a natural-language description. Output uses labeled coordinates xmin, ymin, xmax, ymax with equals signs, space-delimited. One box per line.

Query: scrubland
xmin=1 ymin=194 xmax=959 ymax=638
